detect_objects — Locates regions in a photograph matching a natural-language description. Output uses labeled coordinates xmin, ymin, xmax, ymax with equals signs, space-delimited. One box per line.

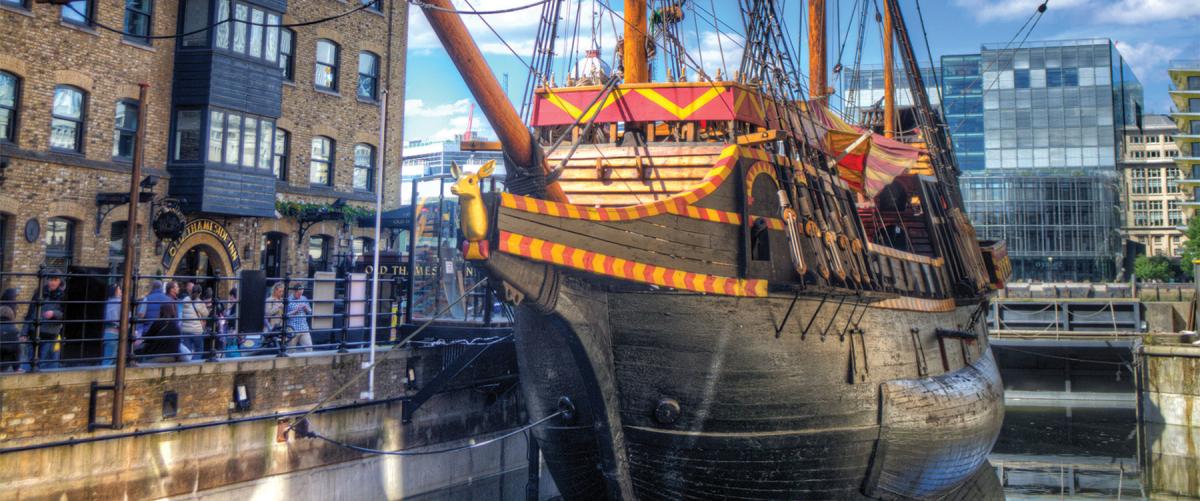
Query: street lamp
xmin=1046 ymin=256 xmax=1055 ymax=283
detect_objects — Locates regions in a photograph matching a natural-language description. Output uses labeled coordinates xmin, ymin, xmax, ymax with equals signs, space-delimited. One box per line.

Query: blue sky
xmin=402 ymin=0 xmax=1200 ymax=143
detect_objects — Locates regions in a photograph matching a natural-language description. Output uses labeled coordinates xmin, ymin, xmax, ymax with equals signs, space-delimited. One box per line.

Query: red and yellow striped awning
xmin=807 ymin=103 xmax=920 ymax=197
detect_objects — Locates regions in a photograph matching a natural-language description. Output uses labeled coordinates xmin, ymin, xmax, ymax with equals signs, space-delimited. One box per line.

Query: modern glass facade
xmin=838 ymin=65 xmax=940 ymax=125
xmin=959 ymin=39 xmax=1143 ymax=282
xmin=940 ymin=54 xmax=984 ymax=171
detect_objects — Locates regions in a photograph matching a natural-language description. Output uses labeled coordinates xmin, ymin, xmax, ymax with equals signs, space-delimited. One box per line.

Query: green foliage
xmin=1181 ymin=217 xmax=1200 ymax=278
xmin=1134 ymin=254 xmax=1177 ymax=282
xmin=275 ymin=200 xmax=375 ymax=224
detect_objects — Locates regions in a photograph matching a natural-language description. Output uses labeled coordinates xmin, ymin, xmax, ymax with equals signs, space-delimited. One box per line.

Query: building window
xmin=308 ymin=235 xmax=332 ymax=273
xmin=1147 ymin=200 xmax=1164 ymax=226
xmin=278 ymin=28 xmax=294 ymax=80
xmin=180 ymin=0 xmax=209 ymax=47
xmin=214 ymin=0 xmax=278 ymax=63
xmin=108 ymin=221 xmax=128 ymax=268
xmin=174 ymin=109 xmax=202 ymax=161
xmin=50 ymin=86 xmax=86 ymax=153
xmin=61 ymin=0 xmax=94 ymax=26
xmin=310 ymin=136 xmax=334 ymax=186
xmin=352 ymin=237 xmax=374 ymax=261
xmin=357 ymin=52 xmax=379 ymax=100
xmin=353 ymin=143 xmax=374 ymax=191
xmin=112 ymin=100 xmax=139 ymax=161
xmin=361 ymin=0 xmax=380 ymax=12
xmin=124 ymin=0 xmax=153 ymax=45
xmin=1169 ymin=200 xmax=1185 ymax=227
xmin=273 ymin=128 xmax=289 ymax=180
xmin=315 ymin=40 xmax=339 ymax=91
xmin=214 ymin=0 xmax=230 ymax=48
xmin=1 ymin=0 xmax=28 ymax=8
xmin=0 ymin=71 xmax=17 ymax=143
xmin=207 ymin=108 xmax=274 ymax=168
xmin=44 ymin=218 xmax=75 ymax=269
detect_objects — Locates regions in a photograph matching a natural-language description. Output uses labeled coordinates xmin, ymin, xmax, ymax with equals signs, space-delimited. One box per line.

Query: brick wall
xmin=0 ymin=342 xmax=519 ymax=445
xmin=0 ymin=0 xmax=410 ymax=290
xmin=0 ymin=0 xmax=178 ymax=293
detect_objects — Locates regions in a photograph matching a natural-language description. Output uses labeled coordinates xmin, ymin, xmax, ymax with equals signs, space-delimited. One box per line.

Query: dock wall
xmin=0 ymin=345 xmax=547 ymax=500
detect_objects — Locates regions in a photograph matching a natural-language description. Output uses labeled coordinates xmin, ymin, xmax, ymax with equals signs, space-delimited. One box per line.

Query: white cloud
xmin=1094 ymin=0 xmax=1200 ymax=24
xmin=953 ymin=0 xmax=1198 ymax=24
xmin=405 ymin=98 xmax=472 ymax=118
xmin=407 ymin=0 xmax=567 ymax=57
xmin=686 ymin=31 xmax=744 ymax=81
xmin=951 ymin=0 xmax=1088 ymax=22
xmin=1113 ymin=40 xmax=1182 ymax=86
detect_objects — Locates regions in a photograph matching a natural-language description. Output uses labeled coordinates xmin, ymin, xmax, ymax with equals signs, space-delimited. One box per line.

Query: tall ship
xmin=418 ymin=0 xmax=1010 ymax=498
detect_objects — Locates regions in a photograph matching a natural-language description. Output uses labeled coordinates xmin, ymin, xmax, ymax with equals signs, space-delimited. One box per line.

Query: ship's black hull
xmin=513 ymin=277 xmax=1004 ymax=500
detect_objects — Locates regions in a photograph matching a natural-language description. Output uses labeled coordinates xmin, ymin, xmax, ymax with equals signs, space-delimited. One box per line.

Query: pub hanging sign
xmin=160 ymin=218 xmax=243 ymax=272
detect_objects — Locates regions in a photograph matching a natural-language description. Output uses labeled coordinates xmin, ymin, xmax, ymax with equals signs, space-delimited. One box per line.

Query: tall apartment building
xmin=1170 ymin=61 xmax=1200 ymax=222
xmin=956 ymin=39 xmax=1143 ymax=282
xmin=0 ymin=0 xmax=406 ymax=289
xmin=1120 ymin=115 xmax=1186 ymax=257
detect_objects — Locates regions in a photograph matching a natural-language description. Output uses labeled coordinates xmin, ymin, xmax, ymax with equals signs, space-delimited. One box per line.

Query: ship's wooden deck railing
xmin=866 ymin=242 xmax=949 ymax=299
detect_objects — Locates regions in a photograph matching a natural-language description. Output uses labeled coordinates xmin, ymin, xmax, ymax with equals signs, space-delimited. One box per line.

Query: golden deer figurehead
xmin=449 ymin=160 xmax=494 ymax=199
xmin=450 ymin=161 xmax=495 ymax=254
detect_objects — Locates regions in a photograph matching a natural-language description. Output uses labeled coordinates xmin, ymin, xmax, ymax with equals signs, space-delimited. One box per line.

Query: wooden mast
xmin=419 ymin=0 xmax=566 ymax=201
xmin=623 ymin=0 xmax=649 ymax=83
xmin=882 ymin=0 xmax=896 ymax=138
xmin=807 ymin=0 xmax=826 ymax=102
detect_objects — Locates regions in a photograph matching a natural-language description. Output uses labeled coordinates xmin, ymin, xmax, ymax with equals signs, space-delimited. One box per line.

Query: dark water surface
xmin=992 ymin=404 xmax=1142 ymax=499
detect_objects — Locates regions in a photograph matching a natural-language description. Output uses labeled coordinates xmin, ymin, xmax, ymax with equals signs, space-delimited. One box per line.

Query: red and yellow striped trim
xmin=870 ymin=297 xmax=956 ymax=312
xmin=499 ymin=231 xmax=769 ymax=297
xmin=744 ymin=162 xmax=779 ymax=204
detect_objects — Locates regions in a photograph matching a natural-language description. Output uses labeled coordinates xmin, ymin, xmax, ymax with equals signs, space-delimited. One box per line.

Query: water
xmin=993 ymin=403 xmax=1142 ymax=499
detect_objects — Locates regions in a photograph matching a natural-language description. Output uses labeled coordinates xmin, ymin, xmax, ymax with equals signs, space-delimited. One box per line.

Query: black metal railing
xmin=0 ymin=268 xmax=511 ymax=373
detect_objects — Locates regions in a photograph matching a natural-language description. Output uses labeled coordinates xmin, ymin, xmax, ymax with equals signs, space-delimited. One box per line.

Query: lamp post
xmin=1046 ymin=256 xmax=1055 ymax=283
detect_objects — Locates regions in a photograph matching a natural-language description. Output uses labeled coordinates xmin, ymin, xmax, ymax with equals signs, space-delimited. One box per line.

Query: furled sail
xmin=808 ymin=103 xmax=920 ymax=197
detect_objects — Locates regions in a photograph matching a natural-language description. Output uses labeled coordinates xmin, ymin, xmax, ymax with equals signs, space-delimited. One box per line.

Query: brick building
xmin=1120 ymin=114 xmax=1187 ymax=257
xmin=0 ymin=0 xmax=407 ymax=294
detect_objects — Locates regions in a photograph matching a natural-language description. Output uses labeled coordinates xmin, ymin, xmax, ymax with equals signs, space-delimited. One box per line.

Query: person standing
xmin=0 ymin=288 xmax=20 ymax=372
xmin=285 ymin=283 xmax=313 ymax=352
xmin=101 ymin=284 xmax=122 ymax=366
xmin=262 ymin=283 xmax=286 ymax=352
xmin=179 ymin=284 xmax=208 ymax=357
xmin=23 ymin=270 xmax=66 ymax=370
xmin=141 ymin=303 xmax=190 ymax=363
xmin=0 ymin=304 xmax=20 ymax=372
xmin=135 ymin=280 xmax=164 ymax=339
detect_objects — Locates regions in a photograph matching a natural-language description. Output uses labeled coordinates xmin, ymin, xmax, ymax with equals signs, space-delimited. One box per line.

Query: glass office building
xmin=941 ymin=54 xmax=985 ymax=171
xmin=958 ymin=39 xmax=1143 ymax=281
xmin=838 ymin=65 xmax=940 ymax=125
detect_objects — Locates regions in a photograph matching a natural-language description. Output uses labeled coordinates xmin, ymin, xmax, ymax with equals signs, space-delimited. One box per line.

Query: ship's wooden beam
xmin=460 ymin=140 xmax=503 ymax=152
xmin=737 ymin=129 xmax=779 ymax=145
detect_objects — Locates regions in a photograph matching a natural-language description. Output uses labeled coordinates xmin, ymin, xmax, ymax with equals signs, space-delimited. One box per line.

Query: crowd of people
xmin=0 ymin=270 xmax=317 ymax=372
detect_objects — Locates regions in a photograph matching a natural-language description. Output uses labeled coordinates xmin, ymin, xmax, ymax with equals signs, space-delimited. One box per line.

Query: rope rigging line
xmin=947 ymin=0 xmax=1048 ymax=137
xmin=994 ymin=345 xmax=1133 ymax=367
xmin=302 ymin=410 xmax=567 ymax=456
xmin=64 ymin=1 xmax=379 ymax=40
xmin=460 ymin=0 xmax=537 ymax=74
